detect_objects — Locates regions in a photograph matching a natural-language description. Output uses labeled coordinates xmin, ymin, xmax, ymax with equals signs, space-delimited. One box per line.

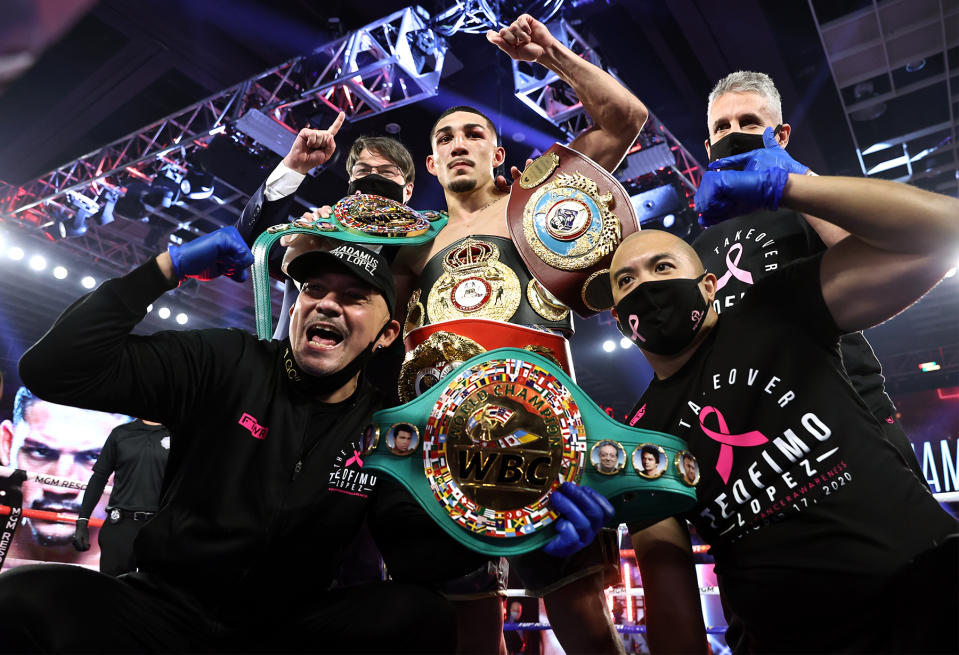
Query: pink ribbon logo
xmin=627 ymin=315 xmax=645 ymax=342
xmin=629 ymin=403 xmax=646 ymax=426
xmin=698 ymin=406 xmax=768 ymax=483
xmin=715 ymin=243 xmax=754 ymax=291
xmin=345 ymin=450 xmax=364 ymax=468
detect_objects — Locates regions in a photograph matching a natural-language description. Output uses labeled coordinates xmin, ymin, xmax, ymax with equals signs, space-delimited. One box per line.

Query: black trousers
xmin=0 ymin=564 xmax=456 ymax=653
xmin=98 ymin=517 xmax=143 ymax=577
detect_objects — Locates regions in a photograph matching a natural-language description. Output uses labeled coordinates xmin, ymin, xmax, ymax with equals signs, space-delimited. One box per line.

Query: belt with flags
xmin=361 ymin=347 xmax=698 ymax=555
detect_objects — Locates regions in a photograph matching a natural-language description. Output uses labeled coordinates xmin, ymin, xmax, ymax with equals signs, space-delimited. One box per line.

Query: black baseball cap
xmin=287 ymin=244 xmax=396 ymax=315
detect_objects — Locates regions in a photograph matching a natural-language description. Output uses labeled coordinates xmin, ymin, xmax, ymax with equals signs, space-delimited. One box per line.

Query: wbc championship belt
xmin=251 ymin=194 xmax=447 ymax=339
xmin=361 ymin=348 xmax=698 ymax=555
xmin=507 ymin=143 xmax=641 ymax=317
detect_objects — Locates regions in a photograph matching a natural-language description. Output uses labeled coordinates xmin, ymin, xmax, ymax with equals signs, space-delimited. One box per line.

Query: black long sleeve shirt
xmin=78 ymin=419 xmax=170 ymax=517
xmin=19 ymin=259 xmax=386 ymax=621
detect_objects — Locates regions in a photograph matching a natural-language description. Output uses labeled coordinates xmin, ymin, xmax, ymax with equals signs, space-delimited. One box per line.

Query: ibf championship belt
xmin=362 ymin=348 xmax=697 ymax=555
xmin=251 ymin=194 xmax=447 ymax=339
xmin=507 ymin=143 xmax=640 ymax=318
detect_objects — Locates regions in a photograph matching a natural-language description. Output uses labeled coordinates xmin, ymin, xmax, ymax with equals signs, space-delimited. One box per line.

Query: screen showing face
xmin=0 ymin=387 xmax=129 ymax=571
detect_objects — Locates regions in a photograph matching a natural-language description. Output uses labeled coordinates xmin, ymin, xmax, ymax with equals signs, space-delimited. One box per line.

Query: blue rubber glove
xmin=543 ymin=482 xmax=615 ymax=558
xmin=709 ymin=127 xmax=810 ymax=175
xmin=167 ymin=226 xmax=254 ymax=283
xmin=694 ymin=167 xmax=790 ymax=227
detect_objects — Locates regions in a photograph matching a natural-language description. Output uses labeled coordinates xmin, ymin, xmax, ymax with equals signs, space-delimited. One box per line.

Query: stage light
xmin=919 ymin=361 xmax=941 ymax=372
xmin=93 ymin=188 xmax=119 ymax=226
xmin=603 ymin=339 xmax=616 ymax=353
xmin=8 ymin=246 xmax=24 ymax=261
xmin=945 ymin=268 xmax=956 ymax=279
xmin=176 ymin=313 xmax=188 ymax=325
xmin=179 ymin=167 xmax=215 ymax=200
xmin=662 ymin=213 xmax=675 ymax=228
xmin=53 ymin=266 xmax=68 ymax=279
xmin=143 ymin=177 xmax=180 ymax=210
xmin=147 ymin=304 xmax=154 ymax=312
xmin=158 ymin=307 xmax=171 ymax=319
xmin=620 ymin=337 xmax=632 ymax=349
xmin=29 ymin=255 xmax=46 ymax=271
xmin=81 ymin=276 xmax=96 ymax=289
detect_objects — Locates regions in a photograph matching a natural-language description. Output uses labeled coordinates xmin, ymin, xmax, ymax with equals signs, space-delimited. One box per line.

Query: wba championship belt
xmin=507 ymin=143 xmax=640 ymax=318
xmin=399 ymin=319 xmax=573 ymax=403
xmin=362 ymin=348 xmax=697 ymax=556
xmin=251 ymin=194 xmax=447 ymax=339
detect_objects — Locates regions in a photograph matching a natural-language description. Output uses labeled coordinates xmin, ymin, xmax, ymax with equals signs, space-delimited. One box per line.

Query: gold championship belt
xmin=398 ymin=319 xmax=574 ymax=403
xmin=507 ymin=143 xmax=641 ymax=317
xmin=426 ymin=238 xmax=522 ymax=323
xmin=361 ymin=348 xmax=697 ymax=555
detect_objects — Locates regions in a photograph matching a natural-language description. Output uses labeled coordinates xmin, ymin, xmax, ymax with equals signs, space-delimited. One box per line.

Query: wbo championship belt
xmin=361 ymin=348 xmax=698 ymax=556
xmin=507 ymin=143 xmax=640 ymax=318
xmin=251 ymin=193 xmax=447 ymax=339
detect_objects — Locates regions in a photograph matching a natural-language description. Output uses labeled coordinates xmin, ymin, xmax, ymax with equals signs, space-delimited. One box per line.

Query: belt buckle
xmin=132 ymin=511 xmax=152 ymax=521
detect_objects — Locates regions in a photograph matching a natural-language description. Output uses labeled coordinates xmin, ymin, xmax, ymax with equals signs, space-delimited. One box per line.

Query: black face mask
xmin=347 ymin=173 xmax=406 ymax=204
xmin=615 ymin=274 xmax=708 ymax=356
xmin=283 ymin=321 xmax=390 ymax=396
xmin=708 ymin=127 xmax=779 ymax=163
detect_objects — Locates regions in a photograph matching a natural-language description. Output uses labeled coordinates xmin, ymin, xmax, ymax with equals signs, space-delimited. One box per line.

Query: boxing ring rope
xmin=503 ymin=622 xmax=729 ymax=635
xmin=0 ymin=465 xmax=112 ymax=529
xmin=0 ymin=505 xmax=104 ymax=528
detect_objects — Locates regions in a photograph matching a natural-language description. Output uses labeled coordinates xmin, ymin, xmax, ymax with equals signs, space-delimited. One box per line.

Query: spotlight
xmin=620 ymin=337 xmax=631 ymax=349
xmin=147 ymin=304 xmax=154 ymax=312
xmin=93 ymin=188 xmax=119 ymax=226
xmin=53 ymin=266 xmax=68 ymax=279
xmin=178 ymin=167 xmax=215 ymax=200
xmin=8 ymin=246 xmax=24 ymax=261
xmin=175 ymin=313 xmax=188 ymax=325
xmin=81 ymin=276 xmax=96 ymax=289
xmin=29 ymin=255 xmax=46 ymax=271
xmin=602 ymin=339 xmax=616 ymax=353
xmin=158 ymin=307 xmax=171 ymax=319
xmin=57 ymin=191 xmax=100 ymax=238
xmin=114 ymin=181 xmax=152 ymax=220
xmin=142 ymin=177 xmax=180 ymax=210
xmin=919 ymin=361 xmax=941 ymax=372
xmin=662 ymin=213 xmax=675 ymax=228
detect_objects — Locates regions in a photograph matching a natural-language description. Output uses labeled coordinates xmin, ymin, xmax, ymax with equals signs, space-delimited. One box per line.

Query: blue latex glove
xmin=543 ymin=482 xmax=615 ymax=558
xmin=694 ymin=167 xmax=790 ymax=227
xmin=167 ymin=226 xmax=254 ymax=283
xmin=709 ymin=127 xmax=810 ymax=175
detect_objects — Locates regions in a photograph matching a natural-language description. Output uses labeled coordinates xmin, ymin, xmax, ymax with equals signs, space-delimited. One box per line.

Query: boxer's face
xmin=0 ymin=401 xmax=113 ymax=546
xmin=684 ymin=457 xmax=697 ymax=481
xmin=393 ymin=429 xmax=412 ymax=453
xmin=427 ymin=111 xmax=505 ymax=193
xmin=642 ymin=451 xmax=657 ymax=473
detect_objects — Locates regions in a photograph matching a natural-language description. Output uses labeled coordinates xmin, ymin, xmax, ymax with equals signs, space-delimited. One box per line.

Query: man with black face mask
xmin=606 ymin=158 xmax=959 ymax=652
xmin=0 ymin=224 xmax=464 ymax=652
xmin=690 ymin=71 xmax=925 ymax=486
xmin=236 ymin=112 xmax=417 ymax=341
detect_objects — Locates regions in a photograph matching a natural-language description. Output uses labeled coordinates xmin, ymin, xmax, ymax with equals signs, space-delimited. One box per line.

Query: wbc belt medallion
xmin=425 ymin=357 xmax=585 ymax=537
xmin=427 ymin=238 xmax=521 ymax=322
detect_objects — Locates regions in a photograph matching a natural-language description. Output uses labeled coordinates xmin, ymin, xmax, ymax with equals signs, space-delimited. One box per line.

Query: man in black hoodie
xmin=0 ymin=227 xmax=459 ymax=653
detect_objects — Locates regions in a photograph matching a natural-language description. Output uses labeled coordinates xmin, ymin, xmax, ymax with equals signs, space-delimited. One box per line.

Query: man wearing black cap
xmin=0 ymin=227 xmax=460 ymax=653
